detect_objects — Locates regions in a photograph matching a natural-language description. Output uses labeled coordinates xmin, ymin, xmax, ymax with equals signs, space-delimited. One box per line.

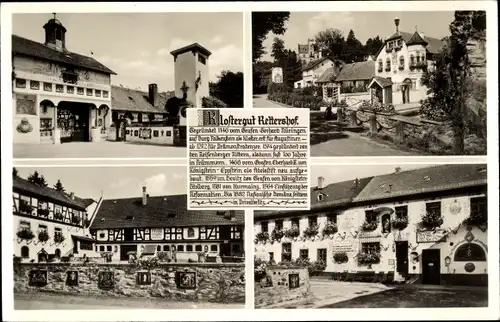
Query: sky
xmin=12 ymin=12 xmax=243 ymax=91
xmin=15 ymin=166 xmax=187 ymax=201
xmin=311 ymin=164 xmax=437 ymax=187
xmin=260 ymin=11 xmax=455 ymax=61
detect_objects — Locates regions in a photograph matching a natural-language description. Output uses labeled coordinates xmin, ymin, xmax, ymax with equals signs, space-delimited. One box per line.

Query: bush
xmin=333 ymin=252 xmax=349 ymax=264
xmin=303 ymin=225 xmax=319 ymax=238
xmin=268 ymin=91 xmax=323 ymax=109
xmin=202 ymin=96 xmax=228 ymax=108
xmin=156 ymin=251 xmax=170 ymax=262
xmin=267 ymin=82 xmax=287 ymax=94
xmin=54 ymin=234 xmax=65 ymax=244
xmin=138 ymin=257 xmax=160 ymax=270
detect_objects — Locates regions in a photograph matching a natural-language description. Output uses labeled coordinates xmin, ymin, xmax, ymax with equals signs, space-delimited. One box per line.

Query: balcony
xmin=410 ymin=61 xmax=427 ymax=71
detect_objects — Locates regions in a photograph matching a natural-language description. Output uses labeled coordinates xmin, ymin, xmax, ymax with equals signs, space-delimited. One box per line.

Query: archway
xmin=38 ymin=249 xmax=48 ymax=262
xmin=54 ymin=248 xmax=61 ymax=259
xmin=454 ymin=243 xmax=487 ymax=262
xmin=21 ymin=246 xmax=29 ymax=258
xmin=98 ymin=104 xmax=110 ymax=130
xmin=56 ymin=101 xmax=93 ymax=142
xmin=39 ymin=100 xmax=56 ymax=138
xmin=401 ymin=78 xmax=412 ymax=104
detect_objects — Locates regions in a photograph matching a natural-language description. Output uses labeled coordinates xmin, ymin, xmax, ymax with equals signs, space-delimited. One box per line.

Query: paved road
xmin=253 ymin=94 xmax=286 ymax=108
xmin=14 ymin=293 xmax=244 ymax=310
xmin=14 ymin=141 xmax=187 ymax=159
xmin=311 ymin=132 xmax=420 ymax=156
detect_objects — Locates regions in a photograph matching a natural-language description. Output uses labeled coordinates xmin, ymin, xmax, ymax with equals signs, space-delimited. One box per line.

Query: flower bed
xmin=359 ymin=100 xmax=396 ymax=114
xmin=333 ymin=252 xmax=349 ymax=264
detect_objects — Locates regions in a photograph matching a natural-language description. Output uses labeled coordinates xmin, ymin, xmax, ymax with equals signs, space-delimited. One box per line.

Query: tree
xmin=271 ymin=37 xmax=286 ymax=64
xmin=210 ymin=70 xmax=244 ymax=108
xmin=54 ymin=179 xmax=66 ymax=193
xmin=252 ymin=12 xmax=290 ymax=62
xmin=420 ymin=11 xmax=477 ymax=154
xmin=27 ymin=171 xmax=48 ymax=187
xmin=364 ymin=36 xmax=384 ymax=57
xmin=282 ymin=49 xmax=303 ymax=90
xmin=344 ymin=30 xmax=364 ymax=62
xmin=253 ymin=61 xmax=275 ymax=94
xmin=13 ymin=167 xmax=18 ymax=178
xmin=314 ymin=28 xmax=345 ymax=60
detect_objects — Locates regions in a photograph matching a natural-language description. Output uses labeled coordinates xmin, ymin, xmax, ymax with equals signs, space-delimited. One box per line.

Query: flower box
xmin=19 ymin=202 xmax=33 ymax=214
xmin=398 ymin=65 xmax=405 ymax=71
xmin=303 ymin=225 xmax=319 ymax=239
xmin=53 ymin=212 xmax=64 ymax=221
xmin=333 ymin=252 xmax=349 ymax=264
xmin=392 ymin=217 xmax=409 ymax=230
xmin=361 ymin=221 xmax=378 ymax=232
xmin=17 ymin=228 xmax=35 ymax=240
xmin=357 ymin=252 xmax=381 ymax=265
xmin=284 ymin=226 xmax=300 ymax=239
xmin=322 ymin=223 xmax=338 ymax=236
xmin=37 ymin=208 xmax=50 ymax=217
xmin=71 ymin=216 xmax=81 ymax=226
xmin=54 ymin=234 xmax=65 ymax=244
xmin=420 ymin=212 xmax=444 ymax=229
xmin=38 ymin=230 xmax=49 ymax=242
xmin=271 ymin=228 xmax=284 ymax=242
xmin=255 ymin=231 xmax=270 ymax=243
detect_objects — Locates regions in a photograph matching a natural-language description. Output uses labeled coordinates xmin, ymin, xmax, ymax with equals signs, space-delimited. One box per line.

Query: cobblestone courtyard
xmin=14 ymin=141 xmax=187 ymax=159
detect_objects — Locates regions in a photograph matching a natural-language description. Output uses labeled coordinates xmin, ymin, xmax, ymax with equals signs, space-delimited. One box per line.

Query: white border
xmin=2 ymin=1 xmax=499 ymax=321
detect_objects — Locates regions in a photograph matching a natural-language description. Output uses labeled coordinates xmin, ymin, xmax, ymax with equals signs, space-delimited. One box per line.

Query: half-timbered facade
xmin=13 ymin=174 xmax=97 ymax=262
xmin=254 ymin=164 xmax=488 ymax=286
xmin=89 ymin=187 xmax=244 ymax=262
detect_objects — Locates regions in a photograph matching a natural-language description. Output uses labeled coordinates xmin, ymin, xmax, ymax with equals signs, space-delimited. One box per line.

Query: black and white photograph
xmin=12 ymin=12 xmax=244 ymax=159
xmin=254 ymin=164 xmax=488 ymax=308
xmin=252 ymin=11 xmax=487 ymax=157
xmin=12 ymin=166 xmax=245 ymax=309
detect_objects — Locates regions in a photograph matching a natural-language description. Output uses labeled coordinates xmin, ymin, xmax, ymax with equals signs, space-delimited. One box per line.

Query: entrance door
xmin=57 ymin=104 xmax=90 ymax=142
xmin=219 ymin=226 xmax=231 ymax=240
xmin=220 ymin=242 xmax=231 ymax=257
xmin=395 ymin=241 xmax=409 ymax=276
xmin=115 ymin=119 xmax=127 ymax=141
xmin=120 ymin=245 xmax=137 ymax=261
xmin=422 ymin=249 xmax=441 ymax=285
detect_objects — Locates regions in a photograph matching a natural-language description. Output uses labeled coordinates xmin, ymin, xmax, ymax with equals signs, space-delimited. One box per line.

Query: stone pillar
xmin=369 ymin=114 xmax=377 ymax=134
xmin=395 ymin=122 xmax=405 ymax=144
xmin=53 ymin=104 xmax=60 ymax=145
xmin=349 ymin=111 xmax=358 ymax=127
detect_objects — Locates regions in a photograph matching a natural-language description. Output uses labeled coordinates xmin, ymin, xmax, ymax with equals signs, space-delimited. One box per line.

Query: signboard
xmin=176 ymin=272 xmax=196 ymax=289
xmin=289 ymin=273 xmax=300 ymax=289
xmin=150 ymin=228 xmax=164 ymax=241
xmin=271 ymin=67 xmax=283 ymax=84
xmin=66 ymin=271 xmax=79 ymax=286
xmin=29 ymin=270 xmax=47 ymax=287
xmin=416 ymin=229 xmax=447 ymax=243
xmin=98 ymin=271 xmax=115 ymax=290
xmin=332 ymin=241 xmax=355 ymax=253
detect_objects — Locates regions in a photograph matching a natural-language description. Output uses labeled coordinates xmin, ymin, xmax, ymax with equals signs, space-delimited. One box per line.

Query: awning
xmin=71 ymin=235 xmax=95 ymax=243
xmin=142 ymin=244 xmax=156 ymax=256
xmin=372 ymin=207 xmax=394 ymax=216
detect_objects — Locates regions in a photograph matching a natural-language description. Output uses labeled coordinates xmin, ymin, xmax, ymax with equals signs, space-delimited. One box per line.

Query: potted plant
xmin=361 ymin=220 xmax=378 ymax=232
xmin=255 ymin=231 xmax=270 ymax=243
xmin=54 ymin=234 xmax=65 ymax=244
xmin=322 ymin=223 xmax=338 ymax=237
xmin=284 ymin=226 xmax=300 ymax=239
xmin=38 ymin=230 xmax=49 ymax=243
xmin=333 ymin=252 xmax=349 ymax=264
xmin=392 ymin=216 xmax=409 ymax=230
xmin=271 ymin=228 xmax=284 ymax=242
xmin=420 ymin=211 xmax=444 ymax=229
xmin=17 ymin=228 xmax=35 ymax=240
xmin=303 ymin=224 xmax=319 ymax=239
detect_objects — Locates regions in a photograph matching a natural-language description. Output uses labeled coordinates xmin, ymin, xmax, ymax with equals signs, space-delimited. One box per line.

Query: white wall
xmin=174 ymin=51 xmax=197 ymax=105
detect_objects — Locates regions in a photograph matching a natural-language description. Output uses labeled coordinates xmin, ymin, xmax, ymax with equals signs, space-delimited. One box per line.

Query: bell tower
xmin=170 ymin=43 xmax=212 ymax=108
xmin=43 ymin=13 xmax=67 ymax=51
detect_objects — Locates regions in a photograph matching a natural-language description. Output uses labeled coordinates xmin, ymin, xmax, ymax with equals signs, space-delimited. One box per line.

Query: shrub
xmin=322 ymin=223 xmax=338 ymax=236
xmin=13 ymin=256 xmax=22 ymax=264
xmin=17 ymin=228 xmax=35 ymax=240
xmin=308 ymin=260 xmax=327 ymax=276
xmin=284 ymin=226 xmax=300 ymax=238
xmin=303 ymin=225 xmax=319 ymax=238
xmin=267 ymin=82 xmax=287 ymax=94
xmin=38 ymin=230 xmax=49 ymax=242
xmin=333 ymin=252 xmax=348 ymax=264
xmin=420 ymin=212 xmax=444 ymax=229
xmin=392 ymin=217 xmax=409 ymax=230
xmin=271 ymin=228 xmax=284 ymax=242
xmin=202 ymin=96 xmax=228 ymax=108
xmin=254 ymin=256 xmax=268 ymax=281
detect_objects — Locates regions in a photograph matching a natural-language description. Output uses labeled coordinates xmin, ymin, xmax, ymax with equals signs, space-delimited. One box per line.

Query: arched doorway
xmin=21 ymin=246 xmax=29 ymax=258
xmin=401 ymin=78 xmax=412 ymax=104
xmin=54 ymin=248 xmax=61 ymax=259
xmin=57 ymin=101 xmax=92 ymax=142
xmin=38 ymin=249 xmax=48 ymax=262
xmin=39 ymin=100 xmax=55 ymax=140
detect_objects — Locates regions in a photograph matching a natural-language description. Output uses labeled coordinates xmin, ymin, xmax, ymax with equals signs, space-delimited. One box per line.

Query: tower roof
xmin=170 ymin=43 xmax=212 ymax=58
xmin=43 ymin=18 xmax=67 ymax=32
xmin=406 ymin=31 xmax=428 ymax=46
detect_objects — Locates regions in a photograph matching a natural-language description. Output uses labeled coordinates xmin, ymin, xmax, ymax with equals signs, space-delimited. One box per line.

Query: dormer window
xmin=317 ymin=193 xmax=325 ymax=202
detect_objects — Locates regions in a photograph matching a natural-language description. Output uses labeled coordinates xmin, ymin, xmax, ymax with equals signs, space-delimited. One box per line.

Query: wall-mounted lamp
xmin=445 ymin=256 xmax=451 ymax=273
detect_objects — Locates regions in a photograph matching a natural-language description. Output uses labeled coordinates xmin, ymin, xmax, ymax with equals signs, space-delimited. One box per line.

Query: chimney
xmin=142 ymin=186 xmax=148 ymax=206
xmin=354 ymin=178 xmax=360 ymax=191
xmin=69 ymin=192 xmax=75 ymax=200
xmin=148 ymin=83 xmax=158 ymax=106
xmin=395 ymin=167 xmax=402 ymax=174
xmin=318 ymin=176 xmax=325 ymax=189
xmin=394 ymin=17 xmax=400 ymax=34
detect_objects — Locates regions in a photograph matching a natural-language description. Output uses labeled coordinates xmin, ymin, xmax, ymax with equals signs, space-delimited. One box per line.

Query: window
xmin=317 ymin=248 xmax=327 ymax=263
xmin=157 ymin=245 xmax=161 ymax=252
xmin=410 ymin=55 xmax=415 ymax=66
xmin=362 ymin=242 xmax=380 ymax=254
xmin=426 ymin=202 xmax=441 ymax=217
xmin=195 ymin=245 xmax=202 ymax=252
xmin=43 ymin=83 xmax=52 ymax=92
xmin=327 ymin=213 xmax=337 ymax=224
xmin=38 ymin=224 xmax=48 ymax=233
xmin=282 ymin=243 xmax=292 ymax=262
xmin=21 ymin=246 xmax=29 ymax=258
xmin=385 ymin=58 xmax=391 ymax=71
xmin=99 ymin=245 xmax=105 ymax=252
xmin=99 ymin=232 xmax=105 ymax=239
xmin=103 ymin=91 xmax=109 ymax=98
xmin=291 ymin=218 xmax=300 ymax=229
xmin=454 ymin=243 xmax=486 ymax=261
xmin=397 ymin=39 xmax=402 ymax=47
xmin=54 ymin=227 xmax=62 ymax=238
xmin=378 ymin=60 xmax=383 ymax=72
xmin=19 ymin=220 xmax=30 ymax=230
xmin=395 ymin=206 xmax=408 ymax=219
xmin=269 ymin=252 xmax=274 ymax=262
xmin=56 ymin=84 xmax=64 ymax=93
xmin=308 ymin=216 xmax=317 ymax=227
xmin=326 ymin=87 xmax=334 ymax=98
xmin=166 ymin=131 xmax=172 ymax=137
xmin=86 ymin=89 xmax=93 ymax=96
xmin=177 ymin=245 xmax=184 ymax=252
xmin=198 ymin=55 xmax=206 ymax=65
xmin=30 ymin=80 xmax=40 ymax=90
xmin=80 ymin=241 xmax=92 ymax=251
xmin=95 ymin=90 xmax=101 ymax=97
xmin=317 ymin=193 xmax=324 ymax=202
xmin=187 ymin=228 xmax=195 ymax=238
xmin=470 ymin=196 xmax=487 ymax=218
xmin=275 ymin=220 xmax=283 ymax=230
xmin=416 ymin=55 xmax=421 ymax=63
xmin=16 ymin=78 xmax=27 ymax=88
xmin=186 ymin=245 xmax=193 ymax=252
xmin=153 ymin=130 xmax=159 ymax=137
xmin=210 ymin=245 xmax=218 ymax=252
xmin=261 ymin=221 xmax=269 ymax=233
xmin=299 ymin=249 xmax=309 ymax=260
xmin=77 ymin=87 xmax=84 ymax=95
xmin=399 ymin=56 xmax=405 ymax=70
xmin=163 ymin=245 xmax=170 ymax=251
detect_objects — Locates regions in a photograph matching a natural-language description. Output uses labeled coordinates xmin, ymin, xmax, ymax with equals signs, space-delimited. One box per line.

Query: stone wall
xmin=254 ymin=266 xmax=310 ymax=308
xmin=14 ymin=262 xmax=245 ymax=303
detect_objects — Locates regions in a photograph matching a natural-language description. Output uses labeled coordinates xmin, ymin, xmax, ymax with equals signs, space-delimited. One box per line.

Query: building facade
xmin=368 ymin=18 xmax=444 ymax=106
xmin=295 ymin=57 xmax=335 ymax=89
xmin=254 ymin=164 xmax=488 ymax=286
xmin=298 ymin=38 xmax=322 ymax=66
xmin=13 ymin=174 xmax=97 ymax=262
xmin=12 ymin=16 xmax=116 ymax=145
xmin=89 ymin=187 xmax=245 ymax=263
